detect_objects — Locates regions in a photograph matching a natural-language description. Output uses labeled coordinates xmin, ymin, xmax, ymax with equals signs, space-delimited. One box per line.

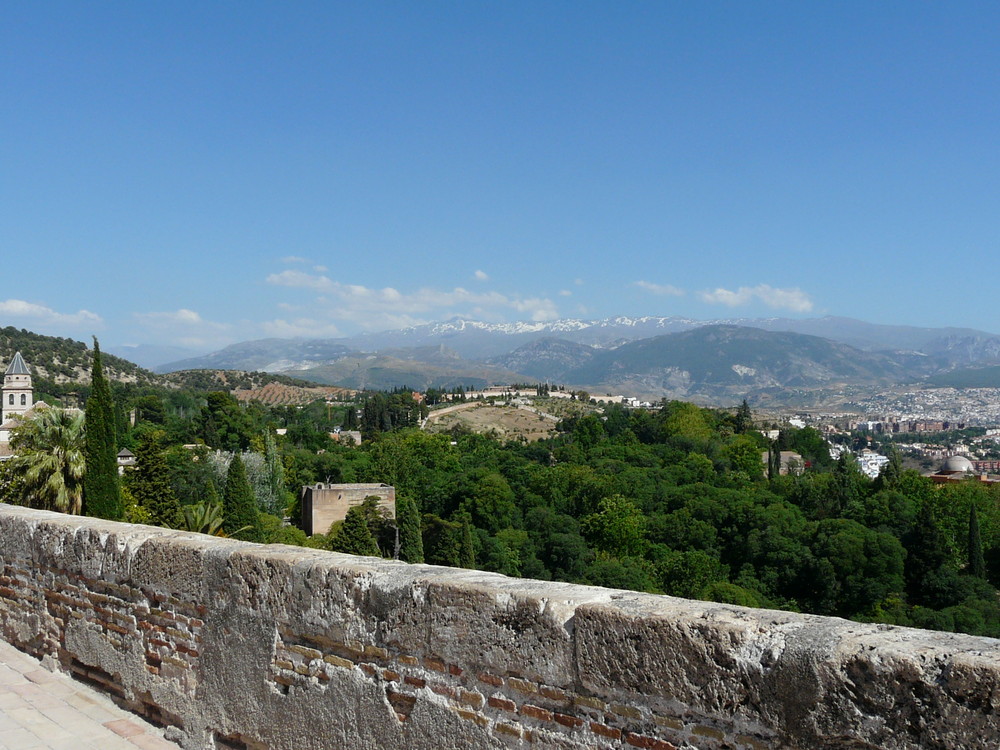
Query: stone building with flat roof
xmin=300 ymin=482 xmax=396 ymax=535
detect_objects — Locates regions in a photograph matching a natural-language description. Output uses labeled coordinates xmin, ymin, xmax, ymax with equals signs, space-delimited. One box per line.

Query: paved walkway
xmin=0 ymin=640 xmax=177 ymax=750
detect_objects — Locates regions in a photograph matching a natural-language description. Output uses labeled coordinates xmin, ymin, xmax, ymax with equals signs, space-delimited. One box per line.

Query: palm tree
xmin=181 ymin=499 xmax=251 ymax=538
xmin=181 ymin=501 xmax=226 ymax=535
xmin=9 ymin=406 xmax=86 ymax=515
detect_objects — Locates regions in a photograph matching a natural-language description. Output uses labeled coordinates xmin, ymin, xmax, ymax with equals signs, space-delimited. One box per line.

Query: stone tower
xmin=3 ymin=352 xmax=34 ymax=424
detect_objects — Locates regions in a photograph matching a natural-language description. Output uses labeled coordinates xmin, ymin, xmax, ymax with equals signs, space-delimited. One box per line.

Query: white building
xmin=0 ymin=352 xmax=35 ymax=449
xmin=856 ymin=449 xmax=890 ymax=479
xmin=2 ymin=352 xmax=33 ymax=421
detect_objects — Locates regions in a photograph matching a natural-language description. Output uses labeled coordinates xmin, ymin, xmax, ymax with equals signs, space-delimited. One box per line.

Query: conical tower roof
xmin=5 ymin=352 xmax=30 ymax=376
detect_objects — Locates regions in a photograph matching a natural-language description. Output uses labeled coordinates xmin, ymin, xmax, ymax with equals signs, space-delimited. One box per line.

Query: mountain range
xmin=148 ymin=315 xmax=1000 ymax=404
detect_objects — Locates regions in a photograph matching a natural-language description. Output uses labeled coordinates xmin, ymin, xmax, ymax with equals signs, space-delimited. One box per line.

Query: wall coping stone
xmin=1 ymin=503 xmax=998 ymax=750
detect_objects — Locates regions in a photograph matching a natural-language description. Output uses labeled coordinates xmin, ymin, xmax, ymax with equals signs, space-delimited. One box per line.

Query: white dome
xmin=942 ymin=455 xmax=974 ymax=473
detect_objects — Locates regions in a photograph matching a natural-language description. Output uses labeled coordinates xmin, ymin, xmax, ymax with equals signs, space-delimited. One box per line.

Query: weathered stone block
xmin=0 ymin=504 xmax=998 ymax=750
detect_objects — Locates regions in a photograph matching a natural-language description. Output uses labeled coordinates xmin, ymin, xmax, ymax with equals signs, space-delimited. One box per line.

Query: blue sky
xmin=4 ymin=2 xmax=1000 ymax=351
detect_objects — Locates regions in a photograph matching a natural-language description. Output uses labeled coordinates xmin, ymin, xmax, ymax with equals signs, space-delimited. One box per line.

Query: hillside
xmin=232 ymin=381 xmax=354 ymax=406
xmin=160 ymin=369 xmax=354 ymax=405
xmin=0 ymin=328 xmax=357 ymax=407
xmin=0 ymin=327 xmax=155 ymax=387
xmin=158 ymin=338 xmax=356 ymax=373
xmin=161 ymin=369 xmax=327 ymax=391
xmin=185 ymin=315 xmax=999 ymax=364
xmin=487 ymin=337 xmax=599 ymax=381
xmin=291 ymin=351 xmax=522 ymax=391
xmin=32 ymin=315 xmax=1000 ymax=403
xmin=926 ymin=365 xmax=1000 ymax=388
xmin=562 ymin=325 xmax=931 ymax=401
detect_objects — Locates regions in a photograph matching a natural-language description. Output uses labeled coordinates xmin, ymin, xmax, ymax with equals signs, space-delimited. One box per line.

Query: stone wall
xmin=0 ymin=504 xmax=997 ymax=750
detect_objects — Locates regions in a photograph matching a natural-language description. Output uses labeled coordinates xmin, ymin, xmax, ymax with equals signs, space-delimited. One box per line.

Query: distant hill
xmin=149 ymin=315 xmax=1000 ymax=402
xmin=291 ymin=349 xmax=523 ymax=391
xmin=0 ymin=327 xmax=155 ymax=387
xmin=0 ymin=328 xmax=356 ymax=407
xmin=231 ymin=381 xmax=354 ymax=406
xmin=158 ymin=338 xmax=356 ymax=373
xmin=162 ymin=369 xmax=329 ymax=392
xmin=317 ymin=314 xmax=1000 ymax=361
xmin=926 ymin=365 xmax=1000 ymax=389
xmin=918 ymin=334 xmax=1000 ymax=367
xmin=562 ymin=325 xmax=931 ymax=401
xmin=741 ymin=316 xmax=1000 ymax=353
xmin=161 ymin=315 xmax=1000 ymax=375
xmin=106 ymin=343 xmax=203 ymax=370
xmin=487 ymin=337 xmax=599 ymax=381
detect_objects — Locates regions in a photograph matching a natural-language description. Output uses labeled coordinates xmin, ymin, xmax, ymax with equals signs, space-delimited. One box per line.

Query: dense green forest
xmin=5 ymin=379 xmax=1000 ymax=639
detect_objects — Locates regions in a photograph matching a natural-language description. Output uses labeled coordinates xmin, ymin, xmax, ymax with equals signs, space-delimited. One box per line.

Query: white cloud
xmin=261 ymin=318 xmax=342 ymax=338
xmin=574 ymin=278 xmax=584 ymax=286
xmin=510 ymin=297 xmax=559 ymax=322
xmin=474 ymin=270 xmax=489 ymax=281
xmin=137 ymin=308 xmax=204 ymax=325
xmin=559 ymin=290 xmax=572 ymax=297
xmin=133 ymin=308 xmax=232 ymax=348
xmin=634 ymin=281 xmax=685 ymax=296
xmin=699 ymin=284 xmax=813 ymax=312
xmin=0 ymin=299 xmax=102 ymax=327
xmin=266 ymin=270 xmax=335 ymax=292
xmin=281 ymin=255 xmax=308 ymax=264
xmin=313 ymin=265 xmax=328 ymax=273
xmin=265 ymin=271 xmax=561 ymax=331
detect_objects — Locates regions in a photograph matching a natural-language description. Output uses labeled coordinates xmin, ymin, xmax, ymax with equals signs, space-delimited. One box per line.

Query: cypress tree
xmin=969 ymin=503 xmax=986 ymax=578
xmin=768 ymin=443 xmax=781 ymax=480
xmin=459 ymin=515 xmax=476 ymax=568
xmin=422 ymin=514 xmax=462 ymax=566
xmin=875 ymin=446 xmax=903 ymax=491
xmin=263 ymin=431 xmax=287 ymax=515
xmin=904 ymin=501 xmax=950 ymax=602
xmin=343 ymin=404 xmax=359 ymax=430
xmin=396 ymin=496 xmax=424 ymax=563
xmin=84 ymin=338 xmax=123 ymax=519
xmin=203 ymin=478 xmax=220 ymax=507
xmin=223 ymin=453 xmax=261 ymax=541
xmin=131 ymin=432 xmax=182 ymax=528
xmin=330 ymin=506 xmax=380 ymax=556
xmin=734 ymin=399 xmax=752 ymax=434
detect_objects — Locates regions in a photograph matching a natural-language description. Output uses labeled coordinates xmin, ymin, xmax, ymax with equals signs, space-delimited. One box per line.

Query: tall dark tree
xmin=223 ymin=453 xmax=261 ymax=541
xmin=768 ymin=443 xmax=781 ymax=480
xmin=84 ymin=338 xmax=123 ymax=519
xmin=130 ymin=432 xmax=182 ymax=528
xmin=330 ymin=506 xmax=380 ymax=556
xmin=825 ymin=455 xmax=864 ymax=519
xmin=396 ymin=496 xmax=424 ymax=563
xmin=422 ymin=514 xmax=463 ymax=567
xmin=196 ymin=392 xmax=256 ymax=451
xmin=875 ymin=446 xmax=903 ymax=491
xmin=459 ymin=515 xmax=476 ymax=568
xmin=734 ymin=399 xmax=753 ymax=434
xmin=342 ymin=404 xmax=359 ymax=430
xmin=969 ymin=503 xmax=986 ymax=579
xmin=903 ymin=501 xmax=951 ymax=603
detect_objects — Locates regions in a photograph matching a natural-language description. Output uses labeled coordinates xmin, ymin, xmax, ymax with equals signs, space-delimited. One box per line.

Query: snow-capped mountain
xmin=155 ymin=315 xmax=1000 ymax=401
